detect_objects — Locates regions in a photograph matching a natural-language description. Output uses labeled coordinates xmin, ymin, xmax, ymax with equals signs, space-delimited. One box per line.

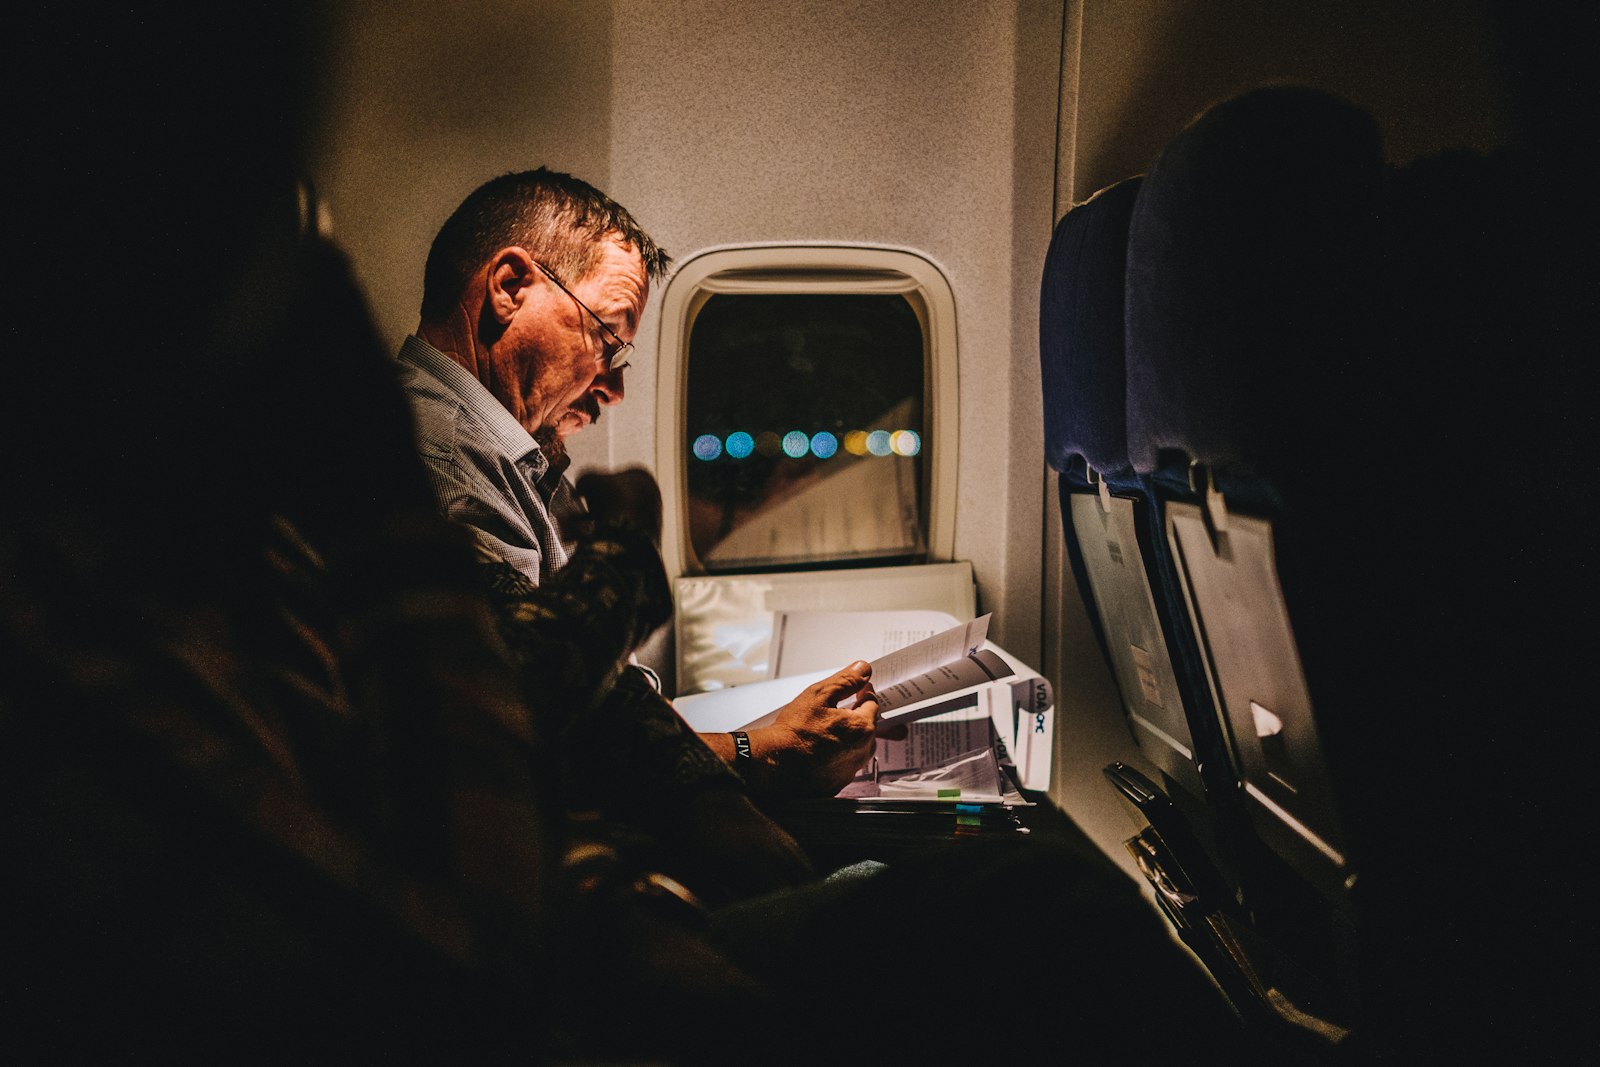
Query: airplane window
xmin=684 ymin=293 xmax=927 ymax=572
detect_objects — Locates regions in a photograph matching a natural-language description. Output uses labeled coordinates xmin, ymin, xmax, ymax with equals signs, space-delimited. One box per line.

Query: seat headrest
xmin=1040 ymin=176 xmax=1144 ymax=477
xmin=1125 ymin=86 xmax=1386 ymax=479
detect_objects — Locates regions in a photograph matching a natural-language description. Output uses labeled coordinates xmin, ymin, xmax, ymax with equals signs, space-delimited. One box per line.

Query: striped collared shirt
xmin=395 ymin=335 xmax=568 ymax=584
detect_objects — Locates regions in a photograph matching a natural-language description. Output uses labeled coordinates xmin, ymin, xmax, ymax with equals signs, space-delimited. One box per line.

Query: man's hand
xmin=727 ymin=661 xmax=882 ymax=798
xmin=568 ymin=467 xmax=663 ymax=546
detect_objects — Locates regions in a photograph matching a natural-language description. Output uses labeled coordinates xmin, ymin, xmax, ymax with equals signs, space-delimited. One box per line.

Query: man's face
xmin=494 ymin=234 xmax=647 ymax=436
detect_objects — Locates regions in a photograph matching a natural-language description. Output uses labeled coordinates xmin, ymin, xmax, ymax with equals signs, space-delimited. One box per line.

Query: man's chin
xmin=554 ymin=412 xmax=590 ymax=442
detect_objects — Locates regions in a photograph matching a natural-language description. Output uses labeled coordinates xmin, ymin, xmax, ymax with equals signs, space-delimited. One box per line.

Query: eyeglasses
xmin=533 ymin=260 xmax=634 ymax=372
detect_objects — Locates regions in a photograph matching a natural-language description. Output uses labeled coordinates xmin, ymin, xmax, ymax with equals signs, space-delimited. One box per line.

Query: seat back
xmin=1107 ymin=80 xmax=1590 ymax=1062
xmin=1122 ymin=86 xmax=1393 ymax=1042
xmin=1041 ymin=179 xmax=1308 ymax=1029
xmin=1127 ymin=85 xmax=1387 ymax=903
xmin=1041 ymin=177 xmax=1225 ymax=809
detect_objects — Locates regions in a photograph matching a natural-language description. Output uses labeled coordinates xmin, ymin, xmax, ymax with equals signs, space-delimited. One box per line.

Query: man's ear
xmin=486 ymin=247 xmax=537 ymax=326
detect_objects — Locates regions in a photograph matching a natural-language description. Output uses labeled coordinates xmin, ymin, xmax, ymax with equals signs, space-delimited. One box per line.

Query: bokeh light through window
xmin=685 ymin=293 xmax=927 ymax=571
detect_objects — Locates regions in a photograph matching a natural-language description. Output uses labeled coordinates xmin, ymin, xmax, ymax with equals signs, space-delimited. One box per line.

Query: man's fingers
xmin=853 ymin=692 xmax=883 ymax=731
xmin=806 ymin=660 xmax=874 ymax=704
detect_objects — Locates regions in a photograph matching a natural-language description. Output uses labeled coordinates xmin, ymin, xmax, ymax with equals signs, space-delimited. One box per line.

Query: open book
xmin=740 ymin=613 xmax=1006 ymax=732
xmin=674 ymin=611 xmax=1055 ymax=791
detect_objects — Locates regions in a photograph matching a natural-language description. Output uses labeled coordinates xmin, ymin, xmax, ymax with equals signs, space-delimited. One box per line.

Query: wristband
xmin=730 ymin=730 xmax=753 ymax=762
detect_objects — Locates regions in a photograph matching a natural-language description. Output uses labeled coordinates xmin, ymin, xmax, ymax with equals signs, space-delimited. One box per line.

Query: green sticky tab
xmin=957 ymin=814 xmax=982 ymax=827
xmin=937 ymin=787 xmax=962 ymax=798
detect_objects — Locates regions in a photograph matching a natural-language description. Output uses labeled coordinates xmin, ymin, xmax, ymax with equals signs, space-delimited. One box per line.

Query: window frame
xmin=655 ymin=245 xmax=959 ymax=578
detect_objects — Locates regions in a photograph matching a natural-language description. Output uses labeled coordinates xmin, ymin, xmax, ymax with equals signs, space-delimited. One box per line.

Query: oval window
xmin=685 ymin=292 xmax=927 ymax=572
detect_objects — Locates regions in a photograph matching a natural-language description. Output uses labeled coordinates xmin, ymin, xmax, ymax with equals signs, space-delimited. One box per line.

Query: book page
xmin=839 ymin=698 xmax=1029 ymax=804
xmin=867 ymin=614 xmax=991 ymax=691
xmin=707 ymin=615 xmax=999 ymax=731
xmin=872 ymin=746 xmax=1007 ymax=801
xmin=875 ymin=648 xmax=1014 ymax=724
xmin=767 ymin=609 xmax=962 ymax=679
xmin=872 ymin=703 xmax=997 ymax=773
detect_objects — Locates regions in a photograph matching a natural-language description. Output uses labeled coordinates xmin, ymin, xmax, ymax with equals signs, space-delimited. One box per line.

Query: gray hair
xmin=420 ymin=167 xmax=671 ymax=320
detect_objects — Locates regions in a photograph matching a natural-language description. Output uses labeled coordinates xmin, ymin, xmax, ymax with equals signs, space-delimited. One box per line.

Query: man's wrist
xmin=708 ymin=727 xmax=773 ymax=793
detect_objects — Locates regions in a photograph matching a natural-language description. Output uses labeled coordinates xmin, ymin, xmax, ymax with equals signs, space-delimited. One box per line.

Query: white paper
xmin=672 ymin=668 xmax=834 ymax=734
xmin=767 ymin=608 xmax=962 ymax=679
xmin=1000 ymin=676 xmax=1055 ymax=791
xmin=873 ymin=702 xmax=998 ymax=773
xmin=867 ymin=614 xmax=991 ymax=692
xmin=840 ymin=700 xmax=1030 ymax=803
xmin=874 ymin=746 xmax=1007 ymax=801
xmin=874 ymin=648 xmax=1012 ymax=719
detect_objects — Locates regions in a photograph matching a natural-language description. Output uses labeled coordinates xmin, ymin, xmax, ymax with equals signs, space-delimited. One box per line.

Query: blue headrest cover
xmin=1125 ymin=86 xmax=1385 ymax=478
xmin=1040 ymin=177 xmax=1143 ymax=476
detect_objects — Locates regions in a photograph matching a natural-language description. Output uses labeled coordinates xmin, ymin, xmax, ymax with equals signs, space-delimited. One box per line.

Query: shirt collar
xmin=397 ymin=334 xmax=548 ymax=476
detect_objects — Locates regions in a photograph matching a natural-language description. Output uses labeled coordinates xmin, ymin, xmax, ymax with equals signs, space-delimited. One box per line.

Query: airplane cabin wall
xmin=305 ymin=1 xmax=619 ymax=356
xmin=598 ymin=1 xmax=1065 ymax=678
xmin=307 ymin=0 xmax=1070 ymax=680
xmin=1070 ymin=0 xmax=1516 ymax=207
